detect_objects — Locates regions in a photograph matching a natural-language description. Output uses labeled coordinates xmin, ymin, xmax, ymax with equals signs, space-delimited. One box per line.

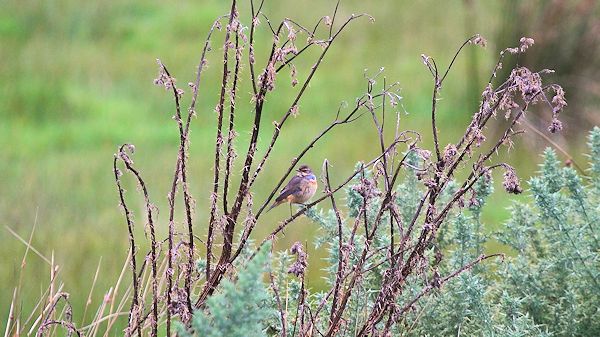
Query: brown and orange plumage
xmin=268 ymin=165 xmax=317 ymax=213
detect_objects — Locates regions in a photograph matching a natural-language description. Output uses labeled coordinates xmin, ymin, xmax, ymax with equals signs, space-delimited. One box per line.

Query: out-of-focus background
xmin=1 ymin=0 xmax=599 ymax=324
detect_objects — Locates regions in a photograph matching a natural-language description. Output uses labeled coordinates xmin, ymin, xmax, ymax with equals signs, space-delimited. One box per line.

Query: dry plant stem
xmin=150 ymin=15 xmax=224 ymax=330
xmin=440 ymin=35 xmax=479 ymax=84
xmin=234 ymin=95 xmax=378 ymax=263
xmin=309 ymin=211 xmax=364 ymax=325
xmin=382 ymin=307 xmax=396 ymax=337
xmin=103 ymin=250 xmax=131 ymax=334
xmin=248 ymin=0 xmax=265 ymax=95
xmin=5 ymin=289 xmax=17 ymax=337
xmin=255 ymin=138 xmax=408 ymax=257
xmin=268 ymin=246 xmax=287 ymax=337
xmin=176 ymin=15 xmax=226 ymax=288
xmin=323 ymin=161 xmax=345 ymax=324
xmin=396 ymin=254 xmax=503 ymax=323
xmin=521 ymin=117 xmax=586 ymax=174
xmin=159 ymin=63 xmax=181 ymax=336
xmin=223 ymin=31 xmax=242 ymax=213
xmin=36 ymin=293 xmax=79 ymax=337
xmin=165 ymin=148 xmax=178 ymax=335
xmin=291 ymin=274 xmax=307 ymax=337
xmin=325 ymin=154 xmax=409 ymax=335
xmin=158 ymin=60 xmax=196 ymax=321
xmin=367 ymin=78 xmax=400 ymax=264
xmin=25 ymin=284 xmax=55 ymax=335
xmin=199 ymin=10 xmax=366 ymax=309
xmin=37 ymin=320 xmax=81 ymax=337
xmin=116 ymin=145 xmax=158 ymax=337
xmin=357 ymin=161 xmax=488 ymax=334
xmin=357 ymin=54 xmax=565 ymax=336
xmin=310 ymin=240 xmax=418 ymax=332
xmin=81 ymin=257 xmax=102 ymax=328
xmin=207 ymin=0 xmax=238 ymax=283
xmin=173 ymin=13 xmax=227 ymax=290
xmin=325 ymin=150 xmax=415 ymax=336
xmin=430 ymin=60 xmax=442 ymax=162
xmin=247 ymin=14 xmax=369 ymax=206
xmin=113 ymin=156 xmax=141 ymax=337
xmin=5 ymin=214 xmax=38 ymax=337
xmin=199 ymin=13 xmax=275 ymax=308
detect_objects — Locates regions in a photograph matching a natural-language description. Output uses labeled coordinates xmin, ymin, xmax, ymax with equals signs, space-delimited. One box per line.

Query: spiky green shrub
xmin=256 ymin=128 xmax=600 ymax=336
xmin=178 ymin=243 xmax=274 ymax=337
xmin=404 ymin=128 xmax=600 ymax=336
xmin=491 ymin=129 xmax=600 ymax=336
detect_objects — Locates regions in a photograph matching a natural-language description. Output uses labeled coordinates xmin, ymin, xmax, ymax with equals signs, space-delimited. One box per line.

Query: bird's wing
xmin=276 ymin=176 xmax=303 ymax=202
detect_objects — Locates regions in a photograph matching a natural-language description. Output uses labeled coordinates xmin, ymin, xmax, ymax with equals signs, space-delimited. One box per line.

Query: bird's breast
xmin=291 ymin=178 xmax=318 ymax=203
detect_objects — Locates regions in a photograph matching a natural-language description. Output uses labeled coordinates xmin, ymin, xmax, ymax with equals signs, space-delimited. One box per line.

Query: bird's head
xmin=297 ymin=165 xmax=313 ymax=176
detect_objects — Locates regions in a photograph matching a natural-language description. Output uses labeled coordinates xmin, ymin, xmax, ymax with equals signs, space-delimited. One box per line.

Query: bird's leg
xmin=289 ymin=202 xmax=293 ymax=217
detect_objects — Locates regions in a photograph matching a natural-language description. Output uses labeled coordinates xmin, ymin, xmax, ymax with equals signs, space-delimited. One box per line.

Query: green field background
xmin=0 ymin=0 xmax=591 ymax=330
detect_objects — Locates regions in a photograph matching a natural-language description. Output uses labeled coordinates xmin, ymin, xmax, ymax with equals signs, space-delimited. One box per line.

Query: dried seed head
xmin=288 ymin=241 xmax=308 ymax=277
xmin=473 ymin=129 xmax=486 ymax=147
xmin=290 ymin=64 xmax=298 ymax=87
xmin=472 ymin=34 xmax=487 ymax=47
xmin=290 ymin=104 xmax=300 ymax=117
xmin=443 ymin=143 xmax=457 ymax=164
xmin=153 ymin=60 xmax=177 ymax=90
xmin=512 ymin=67 xmax=543 ymax=103
xmin=548 ymin=118 xmax=563 ymax=133
xmin=551 ymin=85 xmax=567 ymax=114
xmin=502 ymin=165 xmax=523 ymax=194
xmin=519 ymin=37 xmax=535 ymax=52
xmin=417 ymin=148 xmax=432 ymax=161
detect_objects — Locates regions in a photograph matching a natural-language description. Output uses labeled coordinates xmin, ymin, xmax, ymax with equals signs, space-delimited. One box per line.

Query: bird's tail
xmin=267 ymin=199 xmax=284 ymax=212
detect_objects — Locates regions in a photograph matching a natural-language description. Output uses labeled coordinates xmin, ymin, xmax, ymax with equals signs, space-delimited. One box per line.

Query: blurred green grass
xmin=0 ymin=0 xmax=585 ymax=329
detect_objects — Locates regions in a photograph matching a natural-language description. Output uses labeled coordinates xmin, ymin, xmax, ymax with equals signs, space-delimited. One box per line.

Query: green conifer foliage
xmin=178 ymin=243 xmax=273 ymax=337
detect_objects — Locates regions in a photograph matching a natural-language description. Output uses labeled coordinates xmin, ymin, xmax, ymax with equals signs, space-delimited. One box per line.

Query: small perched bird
xmin=268 ymin=165 xmax=318 ymax=215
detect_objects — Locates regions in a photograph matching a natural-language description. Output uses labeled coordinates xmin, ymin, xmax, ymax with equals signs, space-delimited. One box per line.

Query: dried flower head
xmin=498 ymin=92 xmax=519 ymax=115
xmin=443 ymin=143 xmax=457 ymax=164
xmin=290 ymin=105 xmax=300 ymax=118
xmin=472 ymin=34 xmax=487 ymax=48
xmin=288 ymin=241 xmax=308 ymax=277
xmin=249 ymin=45 xmax=255 ymax=65
xmin=258 ymin=62 xmax=277 ymax=91
xmin=416 ymin=148 xmax=432 ymax=161
xmin=473 ymin=129 xmax=486 ymax=147
xmin=551 ymin=85 xmax=567 ymax=114
xmin=519 ymin=37 xmax=535 ymax=52
xmin=153 ymin=60 xmax=176 ymax=90
xmin=420 ymin=54 xmax=431 ymax=67
xmin=502 ymin=165 xmax=523 ymax=194
xmin=387 ymin=92 xmax=401 ymax=107
xmin=512 ymin=67 xmax=543 ymax=103
xmin=290 ymin=64 xmax=298 ymax=87
xmin=548 ymin=118 xmax=563 ymax=133
xmin=351 ymin=177 xmax=381 ymax=199
xmin=285 ymin=22 xmax=296 ymax=42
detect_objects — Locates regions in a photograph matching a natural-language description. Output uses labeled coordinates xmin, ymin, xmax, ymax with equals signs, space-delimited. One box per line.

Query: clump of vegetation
xmin=8 ymin=1 xmax=594 ymax=336
xmin=380 ymin=132 xmax=600 ymax=336
xmin=177 ymin=242 xmax=273 ymax=337
xmin=166 ymin=131 xmax=600 ymax=337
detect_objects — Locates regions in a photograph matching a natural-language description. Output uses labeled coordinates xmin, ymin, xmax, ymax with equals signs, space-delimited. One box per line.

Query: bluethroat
xmin=268 ymin=165 xmax=318 ymax=215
